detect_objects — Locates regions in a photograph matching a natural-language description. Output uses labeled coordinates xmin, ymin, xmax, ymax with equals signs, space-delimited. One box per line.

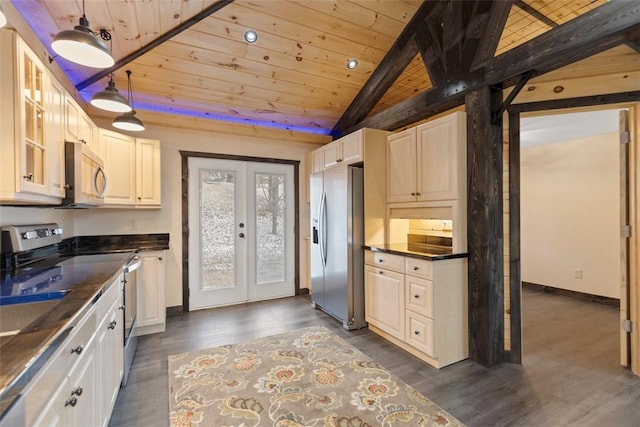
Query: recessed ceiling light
xmin=346 ymin=59 xmax=358 ymax=70
xmin=244 ymin=30 xmax=258 ymax=43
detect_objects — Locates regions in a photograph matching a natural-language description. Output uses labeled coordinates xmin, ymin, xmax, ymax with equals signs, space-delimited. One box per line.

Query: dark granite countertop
xmin=0 ymin=252 xmax=132 ymax=418
xmin=364 ymin=243 xmax=469 ymax=261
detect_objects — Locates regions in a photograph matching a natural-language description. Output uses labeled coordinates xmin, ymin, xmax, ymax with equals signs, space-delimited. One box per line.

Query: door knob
xmin=239 ymin=233 xmax=245 ymax=238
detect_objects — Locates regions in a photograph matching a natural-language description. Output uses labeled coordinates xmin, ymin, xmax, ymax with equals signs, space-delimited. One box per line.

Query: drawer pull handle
xmin=414 ymin=331 xmax=420 ymax=335
xmin=413 ymin=266 xmax=419 ymax=271
xmin=414 ymin=294 xmax=420 ymax=299
xmin=71 ymin=345 xmax=83 ymax=355
xmin=72 ymin=387 xmax=83 ymax=396
xmin=65 ymin=397 xmax=78 ymax=407
xmin=108 ymin=320 xmax=117 ymax=330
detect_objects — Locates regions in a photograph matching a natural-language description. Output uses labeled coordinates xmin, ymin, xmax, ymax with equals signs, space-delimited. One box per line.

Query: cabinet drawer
xmin=405 ymin=257 xmax=432 ymax=279
xmin=406 ymin=311 xmax=435 ymax=357
xmin=22 ymin=307 xmax=97 ymax=426
xmin=364 ymin=250 xmax=405 ymax=273
xmin=406 ymin=276 xmax=434 ymax=318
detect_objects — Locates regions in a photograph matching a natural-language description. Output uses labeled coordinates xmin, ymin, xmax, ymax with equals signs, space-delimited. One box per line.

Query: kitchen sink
xmin=0 ymin=300 xmax=60 ymax=337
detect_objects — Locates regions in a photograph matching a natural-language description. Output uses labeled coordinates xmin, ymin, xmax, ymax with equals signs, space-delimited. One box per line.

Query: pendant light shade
xmin=113 ymin=70 xmax=144 ymax=132
xmin=51 ymin=1 xmax=114 ymax=69
xmin=113 ymin=111 xmax=144 ymax=132
xmin=91 ymin=77 xmax=131 ymax=113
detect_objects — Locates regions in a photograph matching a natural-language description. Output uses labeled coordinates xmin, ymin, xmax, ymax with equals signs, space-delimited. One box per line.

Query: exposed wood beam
xmin=513 ymin=0 xmax=558 ymax=28
xmin=509 ymin=90 xmax=640 ymax=114
xmin=349 ymin=1 xmax=639 ymax=132
xmin=471 ymin=1 xmax=513 ymax=69
xmin=492 ymin=71 xmax=535 ymax=123
xmin=330 ymin=2 xmax=436 ymax=137
xmin=76 ymin=0 xmax=234 ymax=91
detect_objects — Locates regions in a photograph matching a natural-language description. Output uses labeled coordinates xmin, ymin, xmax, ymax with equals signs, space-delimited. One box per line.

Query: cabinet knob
xmin=158 ymin=257 xmax=163 ymax=261
xmin=414 ymin=330 xmax=420 ymax=335
xmin=410 ymin=192 xmax=416 ymax=196
xmin=378 ymin=271 xmax=384 ymax=275
xmin=65 ymin=397 xmax=78 ymax=407
xmin=72 ymin=387 xmax=83 ymax=396
xmin=108 ymin=320 xmax=117 ymax=330
xmin=70 ymin=345 xmax=83 ymax=355
xmin=239 ymin=232 xmax=245 ymax=238
xmin=23 ymin=173 xmax=33 ymax=181
xmin=377 ymin=259 xmax=384 ymax=263
xmin=119 ymin=305 xmax=125 ymax=311
xmin=416 ymin=192 xmax=421 ymax=196
xmin=414 ymin=294 xmax=420 ymax=299
xmin=413 ymin=266 xmax=419 ymax=271
xmin=137 ymin=196 xmax=142 ymax=200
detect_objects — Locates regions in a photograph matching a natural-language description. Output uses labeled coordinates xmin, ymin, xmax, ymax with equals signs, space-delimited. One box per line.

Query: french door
xmin=188 ymin=157 xmax=295 ymax=310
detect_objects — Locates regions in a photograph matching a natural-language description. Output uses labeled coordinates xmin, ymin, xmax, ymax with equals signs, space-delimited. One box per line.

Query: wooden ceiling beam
xmin=344 ymin=1 xmax=638 ymax=133
xmin=513 ymin=0 xmax=558 ymax=28
xmin=76 ymin=0 xmax=234 ymax=91
xmin=471 ymin=1 xmax=513 ymax=69
xmin=330 ymin=1 xmax=436 ymax=137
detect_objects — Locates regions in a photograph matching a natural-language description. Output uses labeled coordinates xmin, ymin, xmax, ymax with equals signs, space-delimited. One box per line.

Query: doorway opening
xmin=519 ymin=109 xmax=624 ymax=372
xmin=181 ymin=151 xmax=300 ymax=312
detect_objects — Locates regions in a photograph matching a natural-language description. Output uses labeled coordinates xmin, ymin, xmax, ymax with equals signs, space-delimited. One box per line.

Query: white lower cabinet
xmin=24 ymin=274 xmax=124 ymax=427
xmin=365 ymin=250 xmax=468 ymax=368
xmin=137 ymin=251 xmax=166 ymax=335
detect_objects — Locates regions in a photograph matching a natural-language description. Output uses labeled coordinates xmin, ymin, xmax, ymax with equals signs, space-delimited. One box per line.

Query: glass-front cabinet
xmin=0 ymin=30 xmax=62 ymax=204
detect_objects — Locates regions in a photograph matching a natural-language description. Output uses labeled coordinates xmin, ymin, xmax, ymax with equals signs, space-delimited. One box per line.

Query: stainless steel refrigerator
xmin=310 ymin=165 xmax=366 ymax=330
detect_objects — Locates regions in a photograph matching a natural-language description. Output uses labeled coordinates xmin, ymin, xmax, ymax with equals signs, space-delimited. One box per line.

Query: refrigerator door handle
xmin=319 ymin=192 xmax=327 ymax=267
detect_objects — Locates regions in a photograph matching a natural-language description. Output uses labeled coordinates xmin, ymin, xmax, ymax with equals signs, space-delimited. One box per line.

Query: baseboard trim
xmin=297 ymin=288 xmax=310 ymax=296
xmin=522 ymin=281 xmax=619 ymax=307
xmin=166 ymin=306 xmax=184 ymax=317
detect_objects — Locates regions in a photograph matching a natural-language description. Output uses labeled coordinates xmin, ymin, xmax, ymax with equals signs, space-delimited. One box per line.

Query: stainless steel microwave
xmin=63 ymin=141 xmax=107 ymax=207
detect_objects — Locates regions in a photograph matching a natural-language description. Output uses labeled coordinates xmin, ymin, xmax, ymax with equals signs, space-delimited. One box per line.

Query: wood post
xmin=466 ymin=85 xmax=504 ymax=367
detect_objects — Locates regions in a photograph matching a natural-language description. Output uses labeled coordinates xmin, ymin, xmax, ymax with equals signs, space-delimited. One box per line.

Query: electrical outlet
xmin=574 ymin=269 xmax=583 ymax=279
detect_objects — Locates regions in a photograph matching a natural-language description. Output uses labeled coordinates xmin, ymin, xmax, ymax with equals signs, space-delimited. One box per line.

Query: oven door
xmin=122 ymin=255 xmax=141 ymax=385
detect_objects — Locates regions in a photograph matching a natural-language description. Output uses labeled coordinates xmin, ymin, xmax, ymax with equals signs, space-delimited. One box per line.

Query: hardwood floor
xmin=109 ymin=288 xmax=640 ymax=426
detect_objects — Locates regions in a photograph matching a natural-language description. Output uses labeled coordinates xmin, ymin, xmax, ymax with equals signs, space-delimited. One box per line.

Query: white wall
xmin=73 ymin=122 xmax=317 ymax=307
xmin=521 ymin=131 xmax=620 ymax=298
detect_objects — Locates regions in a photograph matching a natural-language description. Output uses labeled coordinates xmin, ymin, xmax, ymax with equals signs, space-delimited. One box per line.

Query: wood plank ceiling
xmin=9 ymin=0 xmax=631 ymax=138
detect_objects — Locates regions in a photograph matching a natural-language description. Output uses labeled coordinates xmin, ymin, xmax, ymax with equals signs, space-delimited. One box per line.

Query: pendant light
xmin=113 ymin=70 xmax=145 ymax=132
xmin=51 ymin=0 xmax=114 ymax=68
xmin=90 ymin=74 xmax=132 ymax=113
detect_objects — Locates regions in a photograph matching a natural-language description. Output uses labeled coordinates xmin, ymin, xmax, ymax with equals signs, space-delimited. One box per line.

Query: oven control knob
xmin=51 ymin=228 xmax=63 ymax=235
xmin=22 ymin=231 xmax=37 ymax=240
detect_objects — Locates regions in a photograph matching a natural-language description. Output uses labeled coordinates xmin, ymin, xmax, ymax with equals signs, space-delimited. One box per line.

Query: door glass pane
xmin=255 ymin=173 xmax=285 ymax=284
xmin=200 ymin=169 xmax=236 ymax=289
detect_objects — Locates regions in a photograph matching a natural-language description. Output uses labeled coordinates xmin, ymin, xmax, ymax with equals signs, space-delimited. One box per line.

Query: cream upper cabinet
xmin=416 ymin=111 xmax=466 ymax=201
xmin=386 ymin=127 xmax=417 ymax=203
xmin=311 ymin=147 xmax=324 ymax=174
xmin=322 ymin=131 xmax=363 ymax=169
xmin=135 ymin=138 xmax=161 ymax=206
xmin=47 ymin=77 xmax=66 ymax=198
xmin=0 ymin=31 xmax=62 ymax=204
xmin=100 ymin=130 xmax=161 ymax=208
xmin=101 ymin=129 xmax=136 ymax=205
xmin=387 ymin=112 xmax=466 ymax=203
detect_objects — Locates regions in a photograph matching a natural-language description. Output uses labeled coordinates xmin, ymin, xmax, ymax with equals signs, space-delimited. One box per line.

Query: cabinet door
xmin=322 ymin=141 xmax=340 ymax=169
xmin=96 ymin=298 xmax=123 ymax=427
xmin=386 ymin=127 xmax=417 ymax=203
xmin=65 ymin=341 xmax=97 ymax=427
xmin=365 ymin=265 xmax=405 ymax=340
xmin=416 ymin=112 xmax=464 ymax=201
xmin=339 ymin=131 xmax=362 ymax=165
xmin=19 ymin=40 xmax=49 ymax=195
xmin=65 ymin=96 xmax=80 ymax=143
xmin=100 ymin=129 xmax=136 ymax=205
xmin=32 ymin=378 xmax=69 ymax=427
xmin=135 ymin=138 xmax=161 ymax=206
xmin=311 ymin=147 xmax=324 ymax=173
xmin=46 ymin=77 xmax=66 ymax=198
xmin=137 ymin=251 xmax=166 ymax=331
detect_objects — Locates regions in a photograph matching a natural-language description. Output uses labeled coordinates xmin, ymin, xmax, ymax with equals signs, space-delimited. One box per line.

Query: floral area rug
xmin=168 ymin=325 xmax=464 ymax=426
